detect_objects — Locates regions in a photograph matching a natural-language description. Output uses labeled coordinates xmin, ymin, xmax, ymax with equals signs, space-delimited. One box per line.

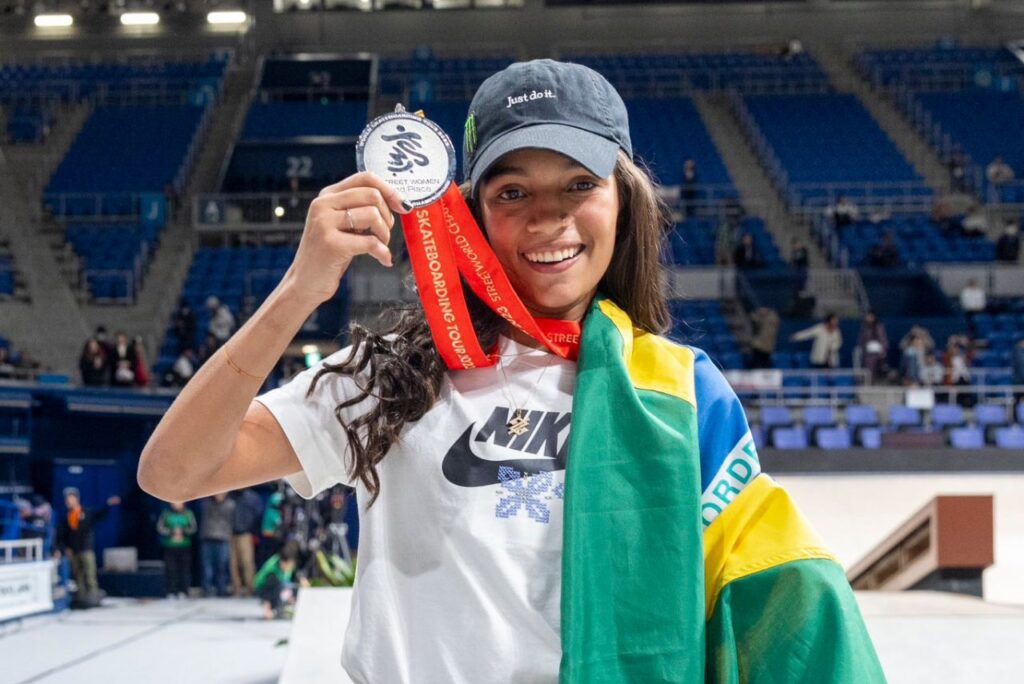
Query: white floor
xmin=0 ymin=597 xmax=291 ymax=684
xmin=6 ymin=588 xmax=1024 ymax=683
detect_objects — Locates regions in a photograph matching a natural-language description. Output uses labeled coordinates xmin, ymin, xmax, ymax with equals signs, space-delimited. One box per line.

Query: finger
xmin=334 ymin=231 xmax=392 ymax=268
xmin=316 ymin=187 xmax=395 ymax=229
xmin=318 ymin=172 xmax=411 ymax=214
xmin=343 ymin=206 xmax=392 ymax=246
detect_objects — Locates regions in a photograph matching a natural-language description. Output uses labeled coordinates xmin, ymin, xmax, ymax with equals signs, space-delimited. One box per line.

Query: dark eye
xmin=571 ymin=180 xmax=597 ymax=192
xmin=497 ymin=188 xmax=525 ymax=201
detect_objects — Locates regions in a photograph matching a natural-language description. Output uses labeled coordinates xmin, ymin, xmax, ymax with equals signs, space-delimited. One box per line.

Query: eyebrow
xmin=487 ymin=157 xmax=587 ymax=179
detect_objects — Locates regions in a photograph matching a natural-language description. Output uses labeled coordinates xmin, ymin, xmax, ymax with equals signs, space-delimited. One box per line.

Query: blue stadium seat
xmin=803 ymin=406 xmax=837 ymax=429
xmin=761 ymin=406 xmax=794 ymax=430
xmin=859 ymin=427 xmax=882 ymax=449
xmin=889 ymin=405 xmax=922 ymax=430
xmin=846 ymin=404 xmax=879 ymax=428
xmin=772 ymin=427 xmax=808 ymax=450
xmin=949 ymin=427 xmax=985 ymax=449
xmin=931 ymin=403 xmax=965 ymax=429
xmin=815 ymin=427 xmax=851 ymax=449
xmin=994 ymin=426 xmax=1024 ymax=449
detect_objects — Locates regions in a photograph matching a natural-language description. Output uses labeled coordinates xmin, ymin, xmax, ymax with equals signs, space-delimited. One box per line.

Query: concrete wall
xmin=775 ymin=472 xmax=1024 ymax=605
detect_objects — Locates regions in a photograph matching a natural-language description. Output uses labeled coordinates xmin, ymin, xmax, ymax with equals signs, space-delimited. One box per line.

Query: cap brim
xmin=469 ymin=123 xmax=620 ymax=195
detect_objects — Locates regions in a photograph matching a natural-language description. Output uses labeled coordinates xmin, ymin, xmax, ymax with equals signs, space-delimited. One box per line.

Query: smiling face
xmin=478 ymin=149 xmax=619 ymax=322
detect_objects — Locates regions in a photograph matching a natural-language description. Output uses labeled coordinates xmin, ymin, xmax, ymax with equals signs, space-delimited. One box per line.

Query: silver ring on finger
xmin=345 ymin=208 xmax=357 ymax=232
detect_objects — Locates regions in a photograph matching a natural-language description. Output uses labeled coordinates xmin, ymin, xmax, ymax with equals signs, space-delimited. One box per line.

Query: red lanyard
xmin=400 ymin=184 xmax=581 ymax=370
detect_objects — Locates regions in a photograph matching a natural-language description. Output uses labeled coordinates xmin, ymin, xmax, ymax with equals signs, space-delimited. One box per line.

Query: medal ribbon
xmin=400 ymin=184 xmax=581 ymax=370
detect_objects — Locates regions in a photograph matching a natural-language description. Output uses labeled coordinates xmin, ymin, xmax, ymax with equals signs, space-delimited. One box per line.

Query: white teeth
xmin=524 ymin=246 xmax=582 ymax=264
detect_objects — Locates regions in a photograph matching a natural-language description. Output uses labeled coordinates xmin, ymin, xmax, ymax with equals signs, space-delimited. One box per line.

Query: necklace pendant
xmin=506 ymin=410 xmax=530 ymax=436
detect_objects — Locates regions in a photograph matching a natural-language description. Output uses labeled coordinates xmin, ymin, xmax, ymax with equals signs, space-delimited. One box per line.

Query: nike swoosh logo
xmin=442 ymin=425 xmax=566 ymax=488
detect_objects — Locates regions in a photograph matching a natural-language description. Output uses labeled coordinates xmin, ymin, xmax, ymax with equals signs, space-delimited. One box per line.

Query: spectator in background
xmin=790 ymin=313 xmax=843 ymax=369
xmin=943 ymin=335 xmax=974 ymax=407
xmin=0 ymin=346 xmax=14 ymax=380
xmin=826 ymin=195 xmax=859 ymax=228
xmin=679 ymin=159 xmax=699 ymax=218
xmin=748 ymin=307 xmax=780 ymax=369
xmin=920 ymin=352 xmax=945 ymax=387
xmin=961 ymin=204 xmax=989 ymax=238
xmin=258 ymin=491 xmax=285 ymax=567
xmin=173 ymin=302 xmax=196 ymax=354
xmin=947 ymin=147 xmax=969 ymax=193
xmin=985 ymin=155 xmax=1015 ymax=187
xmin=199 ymin=493 xmax=236 ymax=598
xmin=197 ymin=333 xmax=221 ymax=368
xmin=857 ymin=311 xmax=889 ymax=384
xmin=899 ymin=325 xmax=935 ymax=384
xmin=110 ymin=332 xmax=137 ymax=387
xmin=230 ymin=488 xmax=263 ymax=597
xmin=132 ymin=336 xmax=150 ymax=388
xmin=254 ymin=540 xmax=307 ymax=620
xmin=867 ymin=231 xmax=900 ymax=268
xmin=732 ymin=233 xmax=763 ymax=269
xmin=56 ymin=488 xmax=121 ymax=606
xmin=157 ymin=501 xmax=197 ymax=599
xmin=206 ymin=297 xmax=236 ymax=344
xmin=780 ymin=38 xmax=804 ymax=60
xmin=959 ymin=278 xmax=987 ymax=335
xmin=169 ymin=348 xmax=196 ymax=387
xmin=996 ymin=221 xmax=1021 ymax=263
xmin=79 ymin=338 xmax=109 ymax=387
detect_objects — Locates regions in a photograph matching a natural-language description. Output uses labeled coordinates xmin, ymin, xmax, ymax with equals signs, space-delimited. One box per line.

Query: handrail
xmin=0 ymin=538 xmax=43 ymax=564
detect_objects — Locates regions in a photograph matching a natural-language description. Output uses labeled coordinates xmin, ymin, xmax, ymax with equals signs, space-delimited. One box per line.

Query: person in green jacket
xmin=254 ymin=540 xmax=306 ymax=620
xmin=157 ymin=502 xmax=197 ymax=598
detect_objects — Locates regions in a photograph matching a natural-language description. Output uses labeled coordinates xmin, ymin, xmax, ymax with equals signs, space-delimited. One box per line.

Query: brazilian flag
xmin=559 ymin=298 xmax=885 ymax=682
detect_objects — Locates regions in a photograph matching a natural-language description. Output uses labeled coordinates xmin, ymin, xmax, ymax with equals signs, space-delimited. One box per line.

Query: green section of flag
xmin=560 ymin=297 xmax=705 ymax=682
xmin=706 ymin=558 xmax=887 ymax=683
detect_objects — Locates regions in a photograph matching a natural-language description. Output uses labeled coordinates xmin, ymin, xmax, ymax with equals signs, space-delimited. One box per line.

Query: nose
xmin=526 ymin=194 xmax=570 ymax=234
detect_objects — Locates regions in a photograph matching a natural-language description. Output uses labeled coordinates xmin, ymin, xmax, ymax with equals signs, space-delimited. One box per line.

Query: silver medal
xmin=356 ymin=105 xmax=457 ymax=208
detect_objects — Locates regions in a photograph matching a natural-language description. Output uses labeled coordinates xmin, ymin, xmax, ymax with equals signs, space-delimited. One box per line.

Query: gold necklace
xmin=497 ymin=356 xmax=550 ymax=436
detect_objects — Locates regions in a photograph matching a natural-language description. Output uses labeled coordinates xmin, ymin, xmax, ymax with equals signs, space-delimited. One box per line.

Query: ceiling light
xmin=207 ymin=10 xmax=246 ymax=25
xmin=120 ymin=11 xmax=159 ymax=25
xmin=34 ymin=13 xmax=73 ymax=27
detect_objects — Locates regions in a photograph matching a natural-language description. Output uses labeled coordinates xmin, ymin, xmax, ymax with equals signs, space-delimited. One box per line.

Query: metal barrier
xmin=0 ymin=538 xmax=43 ymax=564
xmin=194 ymin=193 xmax=315 ymax=231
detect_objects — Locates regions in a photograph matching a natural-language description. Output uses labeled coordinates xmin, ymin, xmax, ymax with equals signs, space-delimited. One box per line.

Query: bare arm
xmin=137 ymin=173 xmax=408 ymax=502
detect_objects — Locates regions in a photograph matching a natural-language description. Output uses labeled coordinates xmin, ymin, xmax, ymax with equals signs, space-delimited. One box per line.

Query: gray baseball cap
xmin=463 ymin=59 xmax=632 ymax=196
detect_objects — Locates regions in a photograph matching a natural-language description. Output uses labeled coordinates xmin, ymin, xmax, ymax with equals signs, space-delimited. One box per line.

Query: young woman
xmin=139 ymin=60 xmax=883 ymax=683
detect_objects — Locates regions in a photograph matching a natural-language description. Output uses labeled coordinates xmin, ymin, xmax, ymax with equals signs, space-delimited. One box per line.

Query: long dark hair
xmin=307 ymin=151 xmax=671 ymax=504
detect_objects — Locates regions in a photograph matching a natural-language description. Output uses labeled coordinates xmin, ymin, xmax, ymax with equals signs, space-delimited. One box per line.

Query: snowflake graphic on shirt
xmin=494 ymin=467 xmax=563 ymax=524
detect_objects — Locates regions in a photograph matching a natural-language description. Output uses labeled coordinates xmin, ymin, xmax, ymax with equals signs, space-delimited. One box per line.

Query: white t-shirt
xmin=257 ymin=336 xmax=573 ymax=683
xmin=256 ymin=335 xmax=759 ymax=684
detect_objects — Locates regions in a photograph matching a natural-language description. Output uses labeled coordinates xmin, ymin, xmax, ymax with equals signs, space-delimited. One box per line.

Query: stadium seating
xmin=0 ymin=256 xmax=13 ymax=296
xmin=566 ymin=51 xmax=829 ymax=93
xmin=0 ymin=54 xmax=228 ymax=104
xmin=855 ymin=45 xmax=1021 ymax=90
xmin=43 ymin=104 xmax=206 ymax=217
xmin=379 ymin=55 xmax=515 ymax=99
xmin=739 ymin=93 xmax=930 ymax=208
xmin=741 ymin=400 xmax=1024 ymax=449
xmin=911 ymin=90 xmax=1024 ymax=201
xmin=832 ymin=214 xmax=996 ymax=267
xmin=666 ymin=216 xmax=782 ymax=267
xmin=625 ymin=97 xmax=733 ymax=190
xmin=667 ymin=299 xmax=743 ymax=370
